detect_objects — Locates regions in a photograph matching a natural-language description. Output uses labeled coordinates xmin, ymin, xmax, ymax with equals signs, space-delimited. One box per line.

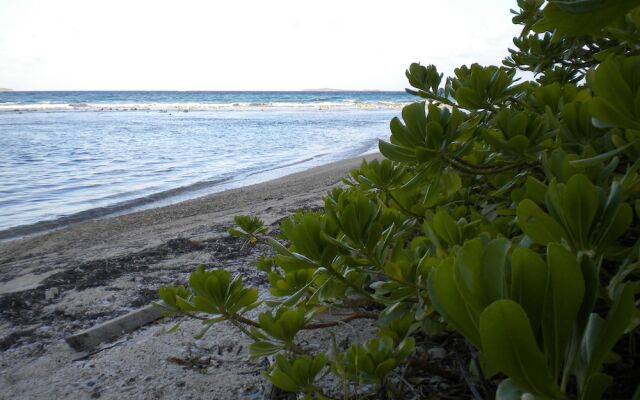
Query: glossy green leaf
xmin=432 ymin=209 xmax=462 ymax=246
xmin=480 ymin=300 xmax=562 ymax=398
xmin=402 ymin=102 xmax=428 ymax=145
xmin=406 ymin=63 xmax=443 ymax=93
xmin=575 ymin=284 xmax=635 ymax=389
xmin=428 ymin=258 xmax=481 ymax=348
xmin=264 ymin=354 xmax=326 ymax=394
xmin=378 ymin=140 xmax=416 ymax=162
xmin=250 ymin=341 xmax=281 ymax=357
xmin=456 ymin=87 xmax=484 ymax=109
xmin=557 ymin=175 xmax=599 ymax=249
xmin=511 ymin=247 xmax=548 ymax=335
xmin=569 ymin=143 xmax=635 ymax=167
xmin=525 ymin=176 xmax=548 ymax=205
xmin=596 ymin=201 xmax=633 ymax=251
xmin=542 ymin=243 xmax=585 ymax=380
xmin=536 ymin=0 xmax=640 ymax=36
xmin=590 ymin=56 xmax=640 ymax=129
xmin=268 ymin=369 xmax=298 ymax=392
xmin=454 ymin=239 xmax=487 ymax=313
xmin=480 ymin=238 xmax=511 ymax=303
xmin=516 ymin=199 xmax=566 ymax=245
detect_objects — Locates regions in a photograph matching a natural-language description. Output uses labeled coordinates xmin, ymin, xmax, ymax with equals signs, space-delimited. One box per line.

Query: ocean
xmin=0 ymin=91 xmax=410 ymax=239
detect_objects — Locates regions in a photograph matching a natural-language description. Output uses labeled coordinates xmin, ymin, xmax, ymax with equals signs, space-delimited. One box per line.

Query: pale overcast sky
xmin=0 ymin=0 xmax=520 ymax=91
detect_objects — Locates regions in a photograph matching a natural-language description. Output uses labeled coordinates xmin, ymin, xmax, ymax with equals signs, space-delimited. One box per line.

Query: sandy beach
xmin=0 ymin=154 xmax=379 ymax=399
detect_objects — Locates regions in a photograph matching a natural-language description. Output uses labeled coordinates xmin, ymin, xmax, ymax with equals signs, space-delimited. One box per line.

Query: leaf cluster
xmin=156 ymin=2 xmax=640 ymax=399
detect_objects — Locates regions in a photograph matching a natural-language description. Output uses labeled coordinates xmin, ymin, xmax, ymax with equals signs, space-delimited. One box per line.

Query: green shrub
xmin=158 ymin=1 xmax=640 ymax=398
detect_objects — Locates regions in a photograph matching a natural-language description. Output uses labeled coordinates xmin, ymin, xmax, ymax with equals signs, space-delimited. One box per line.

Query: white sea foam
xmin=0 ymin=100 xmax=407 ymax=113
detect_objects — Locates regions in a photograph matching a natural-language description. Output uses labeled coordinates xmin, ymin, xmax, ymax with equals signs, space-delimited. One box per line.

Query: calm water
xmin=0 ymin=91 xmax=410 ymax=238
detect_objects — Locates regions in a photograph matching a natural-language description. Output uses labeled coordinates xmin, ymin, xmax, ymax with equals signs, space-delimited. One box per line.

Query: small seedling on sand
xmin=229 ymin=215 xmax=268 ymax=247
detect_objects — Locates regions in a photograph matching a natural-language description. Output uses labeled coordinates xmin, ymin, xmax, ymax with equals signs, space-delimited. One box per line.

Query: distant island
xmin=0 ymin=88 xmax=13 ymax=92
xmin=302 ymin=88 xmax=382 ymax=92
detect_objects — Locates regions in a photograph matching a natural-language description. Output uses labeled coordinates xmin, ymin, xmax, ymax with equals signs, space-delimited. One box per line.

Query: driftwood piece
xmin=66 ymin=304 xmax=164 ymax=351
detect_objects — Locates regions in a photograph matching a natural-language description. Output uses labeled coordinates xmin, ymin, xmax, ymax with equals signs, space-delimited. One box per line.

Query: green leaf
xmin=264 ymin=354 xmax=326 ymax=393
xmin=480 ymin=300 xmax=562 ymax=398
xmin=480 ymin=238 xmax=511 ymax=303
xmin=507 ymin=135 xmax=531 ymax=154
xmin=580 ymin=373 xmax=613 ymax=400
xmin=374 ymin=358 xmax=397 ymax=380
xmin=569 ymin=143 xmax=635 ymax=167
xmin=406 ymin=63 xmax=443 ymax=93
xmin=559 ymin=175 xmax=599 ymax=249
xmin=596 ymin=201 xmax=633 ymax=251
xmin=193 ymin=323 xmax=214 ymax=340
xmin=453 ymin=239 xmax=484 ymax=303
xmin=589 ymin=56 xmax=640 ymax=129
xmin=536 ymin=0 xmax=640 ymax=36
xmin=577 ymin=256 xmax=599 ymax=332
xmin=542 ymin=243 xmax=585 ymax=380
xmin=432 ymin=209 xmax=462 ymax=246
xmin=575 ymin=284 xmax=635 ymax=388
xmin=415 ymin=146 xmax=438 ymax=163
xmin=268 ymin=370 xmax=299 ymax=392
xmin=428 ymin=258 xmax=482 ymax=348
xmin=165 ymin=322 xmax=182 ymax=334
xmin=525 ymin=176 xmax=548 ymax=205
xmin=402 ymin=102 xmax=428 ymax=145
xmin=516 ymin=199 xmax=566 ymax=245
xmin=591 ymin=98 xmax=639 ymax=130
xmin=455 ymin=87 xmax=484 ymax=109
xmin=511 ymin=248 xmax=548 ymax=336
xmin=250 ymin=341 xmax=281 ymax=357
xmin=378 ymin=140 xmax=416 ymax=162
xmin=441 ymin=169 xmax=462 ymax=198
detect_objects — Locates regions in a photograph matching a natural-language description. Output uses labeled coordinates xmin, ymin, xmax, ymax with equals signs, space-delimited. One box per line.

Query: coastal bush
xmin=157 ymin=1 xmax=640 ymax=398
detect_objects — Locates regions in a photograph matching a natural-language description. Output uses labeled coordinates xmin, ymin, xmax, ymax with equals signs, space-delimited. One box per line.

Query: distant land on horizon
xmin=0 ymin=88 xmax=12 ymax=92
xmin=302 ymin=88 xmax=383 ymax=92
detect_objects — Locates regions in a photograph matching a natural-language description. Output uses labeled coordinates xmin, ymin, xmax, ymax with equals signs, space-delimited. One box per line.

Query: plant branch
xmin=227 ymin=315 xmax=260 ymax=341
xmin=386 ymin=190 xmax=424 ymax=219
xmin=303 ymin=312 xmax=379 ymax=329
xmin=445 ymin=154 xmax=536 ymax=175
xmin=191 ymin=311 xmax=379 ymax=331
xmin=323 ymin=263 xmax=379 ymax=304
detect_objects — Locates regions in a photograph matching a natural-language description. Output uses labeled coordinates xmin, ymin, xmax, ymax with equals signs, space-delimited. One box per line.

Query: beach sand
xmin=0 ymin=154 xmax=380 ymax=399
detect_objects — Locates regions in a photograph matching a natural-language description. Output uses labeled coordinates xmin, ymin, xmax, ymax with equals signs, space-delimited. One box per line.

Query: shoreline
xmin=0 ymin=150 xmax=379 ymax=243
xmin=0 ymin=152 xmax=381 ymax=399
xmin=0 ymin=153 xmax=380 ymax=291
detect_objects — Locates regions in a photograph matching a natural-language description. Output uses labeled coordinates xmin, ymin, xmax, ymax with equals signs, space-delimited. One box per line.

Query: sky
xmin=0 ymin=0 xmax=521 ymax=91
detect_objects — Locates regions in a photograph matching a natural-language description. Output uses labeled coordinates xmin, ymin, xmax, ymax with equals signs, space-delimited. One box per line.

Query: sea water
xmin=0 ymin=91 xmax=410 ymax=238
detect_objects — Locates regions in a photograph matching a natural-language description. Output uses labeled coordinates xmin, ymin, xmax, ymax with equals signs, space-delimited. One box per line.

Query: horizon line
xmin=0 ymin=88 xmax=406 ymax=93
